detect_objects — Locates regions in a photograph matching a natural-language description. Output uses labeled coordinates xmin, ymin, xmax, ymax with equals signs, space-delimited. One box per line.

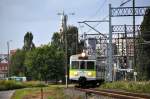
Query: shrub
xmin=0 ymin=80 xmax=47 ymax=91
xmin=0 ymin=80 xmax=25 ymax=91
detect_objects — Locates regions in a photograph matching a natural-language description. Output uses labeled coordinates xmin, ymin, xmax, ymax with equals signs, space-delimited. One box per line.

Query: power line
xmin=84 ymin=0 xmax=131 ymax=33
xmin=86 ymin=15 xmax=109 ymax=33
xmin=120 ymin=0 xmax=132 ymax=6
xmin=79 ymin=0 xmax=108 ymax=34
xmin=89 ymin=0 xmax=108 ymax=19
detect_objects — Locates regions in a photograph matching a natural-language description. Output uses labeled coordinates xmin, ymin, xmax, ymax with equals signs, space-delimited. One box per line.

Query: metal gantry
xmin=108 ymin=4 xmax=150 ymax=81
xmin=111 ymin=6 xmax=150 ymax=17
xmin=78 ymin=3 xmax=150 ymax=81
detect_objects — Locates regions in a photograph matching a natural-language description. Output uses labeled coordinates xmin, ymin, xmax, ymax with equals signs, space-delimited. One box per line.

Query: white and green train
xmin=69 ymin=52 xmax=106 ymax=87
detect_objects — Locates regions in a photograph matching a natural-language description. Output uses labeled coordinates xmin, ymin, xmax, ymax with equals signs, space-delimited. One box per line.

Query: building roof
xmin=0 ymin=63 xmax=8 ymax=67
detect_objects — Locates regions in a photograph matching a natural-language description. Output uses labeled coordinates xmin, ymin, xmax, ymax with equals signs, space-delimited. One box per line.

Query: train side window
xmin=80 ymin=61 xmax=85 ymax=69
xmin=71 ymin=61 xmax=79 ymax=69
xmin=87 ymin=61 xmax=95 ymax=69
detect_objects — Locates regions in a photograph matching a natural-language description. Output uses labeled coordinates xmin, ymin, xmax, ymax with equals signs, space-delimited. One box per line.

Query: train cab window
xmin=87 ymin=61 xmax=95 ymax=69
xmin=80 ymin=61 xmax=85 ymax=69
xmin=71 ymin=61 xmax=79 ymax=69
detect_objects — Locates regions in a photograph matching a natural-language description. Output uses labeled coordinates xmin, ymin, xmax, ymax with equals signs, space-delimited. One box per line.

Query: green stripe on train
xmin=69 ymin=69 xmax=96 ymax=77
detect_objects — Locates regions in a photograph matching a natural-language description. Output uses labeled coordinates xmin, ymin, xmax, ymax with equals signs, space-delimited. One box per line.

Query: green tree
xmin=66 ymin=26 xmax=78 ymax=56
xmin=24 ymin=45 xmax=65 ymax=82
xmin=10 ymin=32 xmax=36 ymax=77
xmin=137 ymin=8 xmax=150 ymax=80
xmin=51 ymin=32 xmax=63 ymax=50
xmin=141 ymin=8 xmax=150 ymax=40
xmin=23 ymin=32 xmax=35 ymax=51
xmin=10 ymin=49 xmax=26 ymax=76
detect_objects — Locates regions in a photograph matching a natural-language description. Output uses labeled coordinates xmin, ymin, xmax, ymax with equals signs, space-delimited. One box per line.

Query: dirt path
xmin=0 ymin=90 xmax=15 ymax=99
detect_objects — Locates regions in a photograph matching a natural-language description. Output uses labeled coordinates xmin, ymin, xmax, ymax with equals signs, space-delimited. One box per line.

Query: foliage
xmin=23 ymin=32 xmax=35 ymax=51
xmin=0 ymin=80 xmax=25 ymax=91
xmin=22 ymin=81 xmax=47 ymax=87
xmin=11 ymin=88 xmax=33 ymax=99
xmin=11 ymin=87 xmax=65 ymax=99
xmin=141 ymin=8 xmax=150 ymax=39
xmin=24 ymin=45 xmax=65 ymax=82
xmin=100 ymin=81 xmax=150 ymax=93
xmin=137 ymin=8 xmax=150 ymax=80
xmin=51 ymin=32 xmax=63 ymax=50
xmin=11 ymin=85 xmax=83 ymax=99
xmin=10 ymin=32 xmax=36 ymax=77
xmin=10 ymin=49 xmax=26 ymax=76
xmin=11 ymin=33 xmax=65 ymax=82
xmin=66 ymin=26 xmax=78 ymax=56
xmin=61 ymin=26 xmax=79 ymax=55
xmin=60 ymin=26 xmax=79 ymax=65
xmin=0 ymin=80 xmax=47 ymax=91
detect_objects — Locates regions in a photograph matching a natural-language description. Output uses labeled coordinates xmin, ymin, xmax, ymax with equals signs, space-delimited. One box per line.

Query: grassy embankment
xmin=11 ymin=85 xmax=66 ymax=99
xmin=99 ymin=81 xmax=150 ymax=93
xmin=0 ymin=80 xmax=46 ymax=91
xmin=0 ymin=80 xmax=82 ymax=99
xmin=8 ymin=81 xmax=150 ymax=99
xmin=11 ymin=85 xmax=83 ymax=99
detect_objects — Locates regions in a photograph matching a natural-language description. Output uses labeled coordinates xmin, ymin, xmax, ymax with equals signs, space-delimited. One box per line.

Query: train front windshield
xmin=71 ymin=61 xmax=95 ymax=70
xmin=87 ymin=61 xmax=95 ymax=69
xmin=72 ymin=61 xmax=79 ymax=69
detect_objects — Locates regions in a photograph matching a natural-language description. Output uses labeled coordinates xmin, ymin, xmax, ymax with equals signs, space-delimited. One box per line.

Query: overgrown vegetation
xmin=0 ymin=80 xmax=47 ymax=91
xmin=10 ymin=32 xmax=65 ymax=82
xmin=11 ymin=85 xmax=73 ymax=99
xmin=10 ymin=26 xmax=80 ymax=82
xmin=100 ymin=81 xmax=150 ymax=93
xmin=11 ymin=88 xmax=40 ymax=99
xmin=137 ymin=8 xmax=150 ymax=80
xmin=0 ymin=80 xmax=25 ymax=91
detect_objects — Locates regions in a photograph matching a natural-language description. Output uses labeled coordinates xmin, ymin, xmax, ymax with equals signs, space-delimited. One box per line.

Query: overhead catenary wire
xmin=85 ymin=0 xmax=132 ymax=34
xmin=86 ymin=15 xmax=109 ymax=33
xmin=79 ymin=0 xmax=132 ymax=36
xmin=89 ymin=0 xmax=108 ymax=19
xmin=80 ymin=0 xmax=108 ymax=34
xmin=120 ymin=0 xmax=132 ymax=6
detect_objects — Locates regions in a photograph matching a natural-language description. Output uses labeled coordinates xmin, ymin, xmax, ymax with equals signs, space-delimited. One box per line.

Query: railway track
xmin=74 ymin=87 xmax=150 ymax=99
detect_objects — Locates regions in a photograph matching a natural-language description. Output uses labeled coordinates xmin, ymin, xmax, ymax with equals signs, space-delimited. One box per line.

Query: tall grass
xmin=0 ymin=80 xmax=47 ymax=91
xmin=0 ymin=80 xmax=25 ymax=91
xmin=12 ymin=86 xmax=68 ymax=99
xmin=100 ymin=81 xmax=150 ymax=93
xmin=22 ymin=81 xmax=47 ymax=87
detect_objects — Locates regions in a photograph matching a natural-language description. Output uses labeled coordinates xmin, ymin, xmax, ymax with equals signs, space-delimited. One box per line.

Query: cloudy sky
xmin=0 ymin=0 xmax=150 ymax=53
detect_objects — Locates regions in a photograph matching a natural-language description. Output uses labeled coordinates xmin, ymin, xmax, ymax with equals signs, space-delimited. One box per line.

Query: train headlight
xmin=81 ymin=52 xmax=86 ymax=57
xmin=74 ymin=72 xmax=78 ymax=76
xmin=87 ymin=72 xmax=92 ymax=76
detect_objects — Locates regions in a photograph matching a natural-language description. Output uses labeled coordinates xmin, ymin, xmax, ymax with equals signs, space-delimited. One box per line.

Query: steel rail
xmin=96 ymin=89 xmax=150 ymax=99
xmin=74 ymin=88 xmax=150 ymax=99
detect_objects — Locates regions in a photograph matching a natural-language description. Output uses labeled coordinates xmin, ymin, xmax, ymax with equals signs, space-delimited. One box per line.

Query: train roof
xmin=70 ymin=54 xmax=96 ymax=60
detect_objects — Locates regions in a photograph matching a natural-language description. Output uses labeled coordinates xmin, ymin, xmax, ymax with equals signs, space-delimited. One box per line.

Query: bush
xmin=0 ymin=80 xmax=47 ymax=91
xmin=0 ymin=80 xmax=25 ymax=91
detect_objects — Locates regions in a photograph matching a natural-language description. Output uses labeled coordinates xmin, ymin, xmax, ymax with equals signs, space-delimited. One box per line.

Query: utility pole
xmin=57 ymin=11 xmax=74 ymax=88
xmin=109 ymin=4 xmax=113 ymax=82
xmin=7 ymin=40 xmax=12 ymax=77
xmin=133 ymin=0 xmax=136 ymax=70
